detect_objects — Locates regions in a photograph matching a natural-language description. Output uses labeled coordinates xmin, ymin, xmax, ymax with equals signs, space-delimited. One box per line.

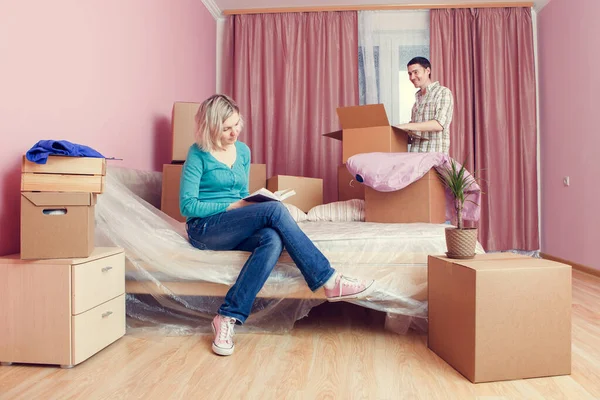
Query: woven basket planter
xmin=445 ymin=227 xmax=478 ymax=259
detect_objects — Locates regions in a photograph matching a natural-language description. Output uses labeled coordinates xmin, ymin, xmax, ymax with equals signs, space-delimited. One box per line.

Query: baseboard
xmin=540 ymin=252 xmax=600 ymax=278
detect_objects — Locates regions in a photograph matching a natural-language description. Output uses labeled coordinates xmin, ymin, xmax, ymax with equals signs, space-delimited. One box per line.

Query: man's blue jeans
xmin=186 ymin=202 xmax=335 ymax=323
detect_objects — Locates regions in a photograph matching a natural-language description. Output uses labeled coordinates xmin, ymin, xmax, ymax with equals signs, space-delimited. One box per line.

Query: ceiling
xmin=209 ymin=0 xmax=551 ymax=15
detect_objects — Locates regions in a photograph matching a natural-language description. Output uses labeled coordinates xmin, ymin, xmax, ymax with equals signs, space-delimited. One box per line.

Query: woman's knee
xmin=268 ymin=202 xmax=294 ymax=222
xmin=259 ymin=228 xmax=284 ymax=253
xmin=257 ymin=201 xmax=286 ymax=214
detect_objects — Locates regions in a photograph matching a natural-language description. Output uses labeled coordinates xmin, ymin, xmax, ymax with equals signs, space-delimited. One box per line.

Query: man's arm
xmin=395 ymin=120 xmax=443 ymax=132
xmin=396 ymin=87 xmax=454 ymax=133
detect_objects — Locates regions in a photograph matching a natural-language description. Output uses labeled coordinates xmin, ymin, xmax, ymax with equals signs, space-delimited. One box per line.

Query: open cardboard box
xmin=323 ymin=104 xmax=425 ymax=163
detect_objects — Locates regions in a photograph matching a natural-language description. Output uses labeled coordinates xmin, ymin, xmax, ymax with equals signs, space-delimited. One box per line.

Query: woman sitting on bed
xmin=180 ymin=94 xmax=375 ymax=356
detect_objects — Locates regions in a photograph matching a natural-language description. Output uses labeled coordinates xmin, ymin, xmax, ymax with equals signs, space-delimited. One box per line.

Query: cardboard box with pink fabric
xmin=326 ymin=104 xmax=448 ymax=224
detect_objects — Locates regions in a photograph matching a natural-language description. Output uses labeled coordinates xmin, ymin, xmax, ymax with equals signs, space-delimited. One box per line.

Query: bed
xmin=96 ymin=166 xmax=485 ymax=335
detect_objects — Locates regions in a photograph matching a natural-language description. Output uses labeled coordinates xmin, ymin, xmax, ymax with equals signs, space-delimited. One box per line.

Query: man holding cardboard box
xmin=179 ymin=94 xmax=375 ymax=357
xmin=396 ymin=57 xmax=454 ymax=154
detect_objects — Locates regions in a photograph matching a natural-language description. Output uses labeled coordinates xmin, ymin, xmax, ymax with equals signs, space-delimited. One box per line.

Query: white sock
xmin=324 ymin=272 xmax=339 ymax=289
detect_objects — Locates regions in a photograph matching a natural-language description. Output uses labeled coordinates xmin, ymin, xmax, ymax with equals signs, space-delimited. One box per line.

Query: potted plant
xmin=438 ymin=159 xmax=480 ymax=259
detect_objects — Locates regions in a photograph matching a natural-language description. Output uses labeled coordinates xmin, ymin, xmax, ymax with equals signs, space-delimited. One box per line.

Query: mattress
xmin=300 ymin=221 xmax=485 ymax=265
xmin=122 ymin=221 xmax=483 ymax=281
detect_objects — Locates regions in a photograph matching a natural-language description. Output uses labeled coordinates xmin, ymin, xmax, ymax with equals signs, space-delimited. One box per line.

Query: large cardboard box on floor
xmin=323 ymin=104 xmax=422 ymax=163
xmin=171 ymin=102 xmax=200 ymax=162
xmin=267 ymin=175 xmax=323 ymax=213
xmin=428 ymin=254 xmax=572 ymax=383
xmin=21 ymin=155 xmax=106 ymax=193
xmin=161 ymin=163 xmax=267 ymax=222
xmin=21 ymin=192 xmax=96 ymax=259
xmin=338 ymin=164 xmax=365 ymax=201
xmin=364 ymin=168 xmax=445 ymax=223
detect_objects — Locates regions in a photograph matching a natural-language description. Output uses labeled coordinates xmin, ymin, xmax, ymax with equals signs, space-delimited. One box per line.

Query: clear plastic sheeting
xmin=96 ymin=166 xmax=485 ymax=335
xmin=491 ymin=249 xmax=541 ymax=258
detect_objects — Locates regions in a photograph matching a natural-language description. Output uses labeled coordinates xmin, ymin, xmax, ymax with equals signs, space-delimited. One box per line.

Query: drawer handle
xmin=101 ymin=266 xmax=113 ymax=273
xmin=102 ymin=311 xmax=113 ymax=318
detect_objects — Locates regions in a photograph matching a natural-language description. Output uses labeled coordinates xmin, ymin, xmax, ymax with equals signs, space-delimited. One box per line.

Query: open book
xmin=243 ymin=188 xmax=296 ymax=203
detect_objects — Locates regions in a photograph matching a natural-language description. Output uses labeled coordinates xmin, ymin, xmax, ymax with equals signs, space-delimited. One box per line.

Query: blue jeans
xmin=186 ymin=202 xmax=335 ymax=323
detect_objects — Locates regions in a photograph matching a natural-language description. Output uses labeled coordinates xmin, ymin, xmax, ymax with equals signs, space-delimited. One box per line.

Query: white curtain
xmin=359 ymin=10 xmax=430 ymax=125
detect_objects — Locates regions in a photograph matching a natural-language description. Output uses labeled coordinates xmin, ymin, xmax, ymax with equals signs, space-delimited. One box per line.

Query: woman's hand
xmin=226 ymin=200 xmax=252 ymax=211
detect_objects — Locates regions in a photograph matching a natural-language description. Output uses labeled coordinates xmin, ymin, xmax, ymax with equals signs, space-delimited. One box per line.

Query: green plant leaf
xmin=438 ymin=158 xmax=481 ymax=230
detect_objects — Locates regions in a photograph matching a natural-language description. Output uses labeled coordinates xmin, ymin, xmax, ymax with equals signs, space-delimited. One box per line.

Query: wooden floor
xmin=1 ymin=270 xmax=599 ymax=400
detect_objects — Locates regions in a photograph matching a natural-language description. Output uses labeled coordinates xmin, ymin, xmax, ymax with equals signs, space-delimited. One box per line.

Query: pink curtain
xmin=431 ymin=8 xmax=539 ymax=251
xmin=222 ymin=12 xmax=359 ymax=203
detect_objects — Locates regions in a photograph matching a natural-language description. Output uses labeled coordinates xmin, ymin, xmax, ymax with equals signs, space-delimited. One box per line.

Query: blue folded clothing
xmin=26 ymin=140 xmax=105 ymax=164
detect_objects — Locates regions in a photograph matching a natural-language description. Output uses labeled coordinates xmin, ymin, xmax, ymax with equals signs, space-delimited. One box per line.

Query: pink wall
xmin=539 ymin=0 xmax=600 ymax=270
xmin=0 ymin=0 xmax=216 ymax=256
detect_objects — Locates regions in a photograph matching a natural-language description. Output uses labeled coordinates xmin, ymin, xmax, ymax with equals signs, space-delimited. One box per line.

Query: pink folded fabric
xmin=346 ymin=152 xmax=481 ymax=222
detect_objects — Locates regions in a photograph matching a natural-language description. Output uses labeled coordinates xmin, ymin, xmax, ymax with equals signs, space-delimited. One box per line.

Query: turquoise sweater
xmin=179 ymin=141 xmax=251 ymax=220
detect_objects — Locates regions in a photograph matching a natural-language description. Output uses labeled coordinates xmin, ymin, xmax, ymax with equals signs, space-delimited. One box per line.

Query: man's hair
xmin=194 ymin=94 xmax=244 ymax=152
xmin=407 ymin=57 xmax=432 ymax=77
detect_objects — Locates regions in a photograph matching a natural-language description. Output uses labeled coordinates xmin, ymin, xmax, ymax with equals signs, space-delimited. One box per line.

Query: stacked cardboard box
xmin=171 ymin=102 xmax=201 ymax=163
xmin=324 ymin=104 xmax=445 ymax=223
xmin=337 ymin=164 xmax=364 ymax=202
xmin=364 ymin=169 xmax=446 ymax=223
xmin=20 ymin=155 xmax=106 ymax=259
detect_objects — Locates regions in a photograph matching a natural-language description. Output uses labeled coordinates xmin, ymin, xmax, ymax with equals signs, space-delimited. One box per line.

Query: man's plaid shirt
xmin=409 ymin=81 xmax=454 ymax=154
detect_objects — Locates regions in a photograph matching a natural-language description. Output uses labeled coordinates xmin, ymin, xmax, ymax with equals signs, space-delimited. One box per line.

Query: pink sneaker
xmin=211 ymin=314 xmax=236 ymax=356
xmin=324 ymin=275 xmax=375 ymax=302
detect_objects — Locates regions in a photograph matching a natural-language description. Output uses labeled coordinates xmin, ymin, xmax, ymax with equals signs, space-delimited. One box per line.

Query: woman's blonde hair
xmin=194 ymin=94 xmax=244 ymax=152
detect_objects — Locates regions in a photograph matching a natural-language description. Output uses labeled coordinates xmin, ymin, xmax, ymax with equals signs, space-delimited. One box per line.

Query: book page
xmin=243 ymin=188 xmax=277 ymax=202
xmin=243 ymin=187 xmax=296 ymax=203
xmin=274 ymin=188 xmax=296 ymax=201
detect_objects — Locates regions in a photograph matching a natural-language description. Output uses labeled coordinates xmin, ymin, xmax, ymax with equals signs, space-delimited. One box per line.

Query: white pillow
xmin=307 ymin=199 xmax=365 ymax=222
xmin=284 ymin=203 xmax=308 ymax=222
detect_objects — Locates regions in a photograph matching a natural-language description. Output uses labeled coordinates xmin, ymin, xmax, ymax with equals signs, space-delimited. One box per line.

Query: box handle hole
xmin=42 ymin=208 xmax=67 ymax=215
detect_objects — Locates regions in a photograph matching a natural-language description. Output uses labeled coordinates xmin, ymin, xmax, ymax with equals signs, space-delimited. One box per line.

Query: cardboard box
xmin=21 ymin=174 xmax=105 ymax=193
xmin=172 ymin=102 xmax=200 ymax=162
xmin=428 ymin=254 xmax=572 ymax=383
xmin=21 ymin=155 xmax=106 ymax=193
xmin=323 ymin=104 xmax=421 ymax=163
xmin=248 ymin=164 xmax=267 ymax=194
xmin=364 ymin=169 xmax=445 ymax=223
xmin=161 ymin=164 xmax=186 ymax=222
xmin=22 ymin=155 xmax=106 ymax=175
xmin=267 ymin=175 xmax=323 ymax=213
xmin=21 ymin=192 xmax=96 ymax=259
xmin=338 ymin=164 xmax=364 ymax=201
xmin=161 ymin=163 xmax=268 ymax=222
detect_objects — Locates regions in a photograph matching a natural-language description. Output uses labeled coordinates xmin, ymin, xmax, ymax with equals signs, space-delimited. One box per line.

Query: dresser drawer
xmin=71 ymin=253 xmax=125 ymax=315
xmin=71 ymin=294 xmax=125 ymax=365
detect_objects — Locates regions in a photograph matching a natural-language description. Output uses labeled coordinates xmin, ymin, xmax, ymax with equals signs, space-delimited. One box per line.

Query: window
xmin=358 ymin=10 xmax=429 ymax=125
xmin=398 ymin=45 xmax=429 ymax=123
